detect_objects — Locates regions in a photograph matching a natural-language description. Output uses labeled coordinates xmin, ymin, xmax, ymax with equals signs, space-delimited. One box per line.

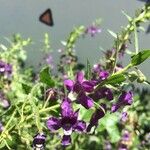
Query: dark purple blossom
xmin=33 ymin=133 xmax=46 ymax=149
xmin=46 ymin=98 xmax=86 ymax=145
xmin=77 ymin=92 xmax=94 ymax=109
xmin=87 ymin=104 xmax=106 ymax=132
xmin=85 ymin=25 xmax=101 ymax=37
xmin=91 ymin=87 xmax=113 ymax=101
xmin=111 ymin=91 xmax=133 ymax=112
xmin=64 ymin=79 xmax=74 ymax=92
xmin=64 ymin=72 xmax=95 ymax=109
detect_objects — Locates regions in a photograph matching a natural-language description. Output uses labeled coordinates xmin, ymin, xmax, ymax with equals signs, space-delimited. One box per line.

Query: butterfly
xmin=39 ymin=9 xmax=54 ymax=26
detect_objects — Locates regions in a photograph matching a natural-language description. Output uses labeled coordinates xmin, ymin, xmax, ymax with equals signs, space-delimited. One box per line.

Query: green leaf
xmin=85 ymin=59 xmax=91 ymax=80
xmin=122 ymin=11 xmax=132 ymax=21
xmin=39 ymin=67 xmax=55 ymax=87
xmin=22 ymin=83 xmax=32 ymax=94
xmin=0 ymin=140 xmax=5 ymax=149
xmin=105 ymin=74 xmax=126 ymax=85
xmin=131 ymin=50 xmax=150 ymax=66
xmin=107 ymin=29 xmax=117 ymax=38
xmin=107 ymin=125 xmax=120 ymax=143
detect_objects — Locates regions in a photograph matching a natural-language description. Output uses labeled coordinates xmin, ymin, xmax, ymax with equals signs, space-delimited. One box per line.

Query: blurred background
xmin=0 ymin=0 xmax=149 ymax=78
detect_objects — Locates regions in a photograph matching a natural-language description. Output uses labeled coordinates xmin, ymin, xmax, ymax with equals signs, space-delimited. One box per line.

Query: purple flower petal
xmin=111 ymin=104 xmax=120 ymax=113
xmin=33 ymin=133 xmax=46 ymax=146
xmin=61 ymin=135 xmax=71 ymax=146
xmin=119 ymin=91 xmax=133 ymax=105
xmin=82 ymin=81 xmax=94 ymax=93
xmin=99 ymin=71 xmax=109 ymax=80
xmin=121 ymin=112 xmax=128 ymax=122
xmin=95 ymin=88 xmax=113 ymax=101
xmin=73 ymin=82 xmax=83 ymax=93
xmin=64 ymin=79 xmax=74 ymax=92
xmin=76 ymin=71 xmax=84 ymax=83
xmin=87 ymin=104 xmax=106 ymax=132
xmin=78 ymin=93 xmax=94 ymax=109
xmin=73 ymin=120 xmax=86 ymax=132
xmin=46 ymin=117 xmax=61 ymax=131
xmin=61 ymin=98 xmax=73 ymax=117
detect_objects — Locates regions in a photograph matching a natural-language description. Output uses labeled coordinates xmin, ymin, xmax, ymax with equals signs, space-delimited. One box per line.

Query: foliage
xmin=0 ymin=2 xmax=150 ymax=150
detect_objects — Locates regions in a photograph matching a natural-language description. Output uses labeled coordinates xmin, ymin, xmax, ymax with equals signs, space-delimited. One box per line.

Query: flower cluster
xmin=0 ymin=60 xmax=12 ymax=78
xmin=45 ymin=67 xmax=133 ymax=145
xmin=46 ymin=98 xmax=86 ymax=145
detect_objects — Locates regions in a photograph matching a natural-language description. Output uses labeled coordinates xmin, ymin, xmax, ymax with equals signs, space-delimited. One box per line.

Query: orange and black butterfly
xmin=39 ymin=9 xmax=54 ymax=26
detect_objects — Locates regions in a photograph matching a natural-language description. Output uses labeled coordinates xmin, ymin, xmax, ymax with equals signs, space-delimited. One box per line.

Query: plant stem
xmin=26 ymin=104 xmax=60 ymax=121
xmin=133 ymin=20 xmax=139 ymax=54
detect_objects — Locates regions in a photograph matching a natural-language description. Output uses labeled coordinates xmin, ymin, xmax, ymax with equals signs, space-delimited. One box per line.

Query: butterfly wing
xmin=39 ymin=9 xmax=54 ymax=26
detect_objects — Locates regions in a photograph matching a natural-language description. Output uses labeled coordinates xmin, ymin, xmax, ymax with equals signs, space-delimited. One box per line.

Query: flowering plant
xmin=0 ymin=2 xmax=150 ymax=150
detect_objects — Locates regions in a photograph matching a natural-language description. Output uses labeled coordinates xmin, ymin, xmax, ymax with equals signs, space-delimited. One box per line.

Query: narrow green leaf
xmin=0 ymin=140 xmax=5 ymax=149
xmin=131 ymin=50 xmax=150 ymax=66
xmin=107 ymin=29 xmax=117 ymax=38
xmin=122 ymin=11 xmax=132 ymax=21
xmin=39 ymin=67 xmax=55 ymax=87
xmin=105 ymin=74 xmax=126 ymax=85
xmin=85 ymin=59 xmax=91 ymax=80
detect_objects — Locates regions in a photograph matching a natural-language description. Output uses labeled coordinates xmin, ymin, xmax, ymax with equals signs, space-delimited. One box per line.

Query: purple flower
xmin=87 ymin=104 xmax=106 ymax=132
xmin=45 ymin=54 xmax=54 ymax=68
xmin=0 ymin=122 xmax=4 ymax=132
xmin=91 ymin=87 xmax=113 ymax=101
xmin=77 ymin=92 xmax=94 ymax=109
xmin=118 ymin=144 xmax=128 ymax=150
xmin=111 ymin=91 xmax=133 ymax=112
xmin=99 ymin=71 xmax=109 ymax=81
xmin=33 ymin=133 xmax=46 ymax=149
xmin=0 ymin=60 xmax=12 ymax=78
xmin=104 ymin=141 xmax=112 ymax=150
xmin=85 ymin=25 xmax=101 ymax=37
xmin=0 ymin=60 xmax=6 ymax=74
xmin=92 ymin=64 xmax=102 ymax=74
xmin=65 ymin=71 xmax=95 ymax=93
xmin=122 ymin=130 xmax=130 ymax=141
xmin=0 ymin=91 xmax=10 ymax=109
xmin=121 ymin=112 xmax=128 ymax=122
xmin=61 ymin=135 xmax=71 ymax=146
xmin=64 ymin=79 xmax=74 ymax=92
xmin=64 ymin=72 xmax=95 ymax=109
xmin=46 ymin=98 xmax=86 ymax=145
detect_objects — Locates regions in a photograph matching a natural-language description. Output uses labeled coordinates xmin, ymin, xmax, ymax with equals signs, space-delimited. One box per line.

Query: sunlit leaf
xmin=131 ymin=50 xmax=150 ymax=66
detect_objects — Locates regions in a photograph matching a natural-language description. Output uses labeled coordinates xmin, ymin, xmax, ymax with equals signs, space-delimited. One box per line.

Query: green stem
xmin=133 ymin=20 xmax=139 ymax=54
xmin=26 ymin=104 xmax=60 ymax=121
xmin=43 ymin=92 xmax=52 ymax=109
xmin=112 ymin=36 xmax=119 ymax=74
